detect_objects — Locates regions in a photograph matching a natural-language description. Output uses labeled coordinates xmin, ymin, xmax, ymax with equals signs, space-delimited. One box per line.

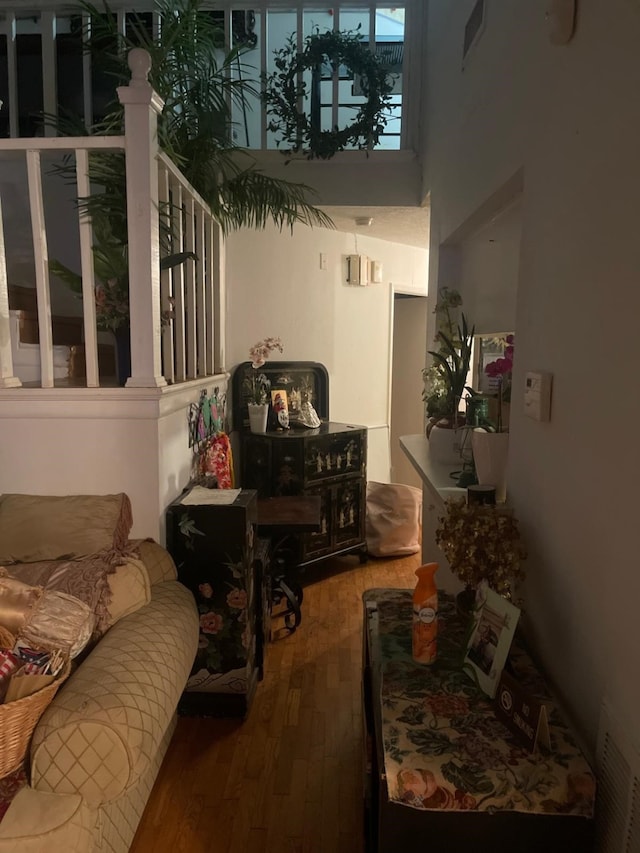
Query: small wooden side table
xmin=257 ymin=496 xmax=322 ymax=635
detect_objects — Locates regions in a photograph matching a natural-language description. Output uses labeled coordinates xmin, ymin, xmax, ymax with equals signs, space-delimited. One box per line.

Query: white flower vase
xmin=248 ymin=403 xmax=269 ymax=434
xmin=472 ymin=429 xmax=509 ymax=502
xmin=428 ymin=424 xmax=463 ymax=465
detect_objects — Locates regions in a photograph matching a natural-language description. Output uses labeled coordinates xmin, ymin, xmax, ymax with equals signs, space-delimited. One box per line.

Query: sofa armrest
xmin=30 ymin=581 xmax=198 ymax=807
xmin=134 ymin=539 xmax=178 ymax=585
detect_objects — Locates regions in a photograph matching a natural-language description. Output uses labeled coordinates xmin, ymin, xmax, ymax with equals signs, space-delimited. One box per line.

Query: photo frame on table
xmin=464 ymin=583 xmax=520 ymax=698
xmin=270 ymin=388 xmax=290 ymax=429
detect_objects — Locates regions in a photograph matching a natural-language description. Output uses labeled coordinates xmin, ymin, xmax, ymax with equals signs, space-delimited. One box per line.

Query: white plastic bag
xmin=365 ymin=482 xmax=422 ymax=557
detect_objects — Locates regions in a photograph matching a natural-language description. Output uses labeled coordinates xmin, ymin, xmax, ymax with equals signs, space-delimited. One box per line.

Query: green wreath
xmin=262 ymin=28 xmax=395 ymax=161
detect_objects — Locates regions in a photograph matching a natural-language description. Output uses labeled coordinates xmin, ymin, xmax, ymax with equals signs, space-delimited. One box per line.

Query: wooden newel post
xmin=117 ymin=48 xmax=167 ymax=388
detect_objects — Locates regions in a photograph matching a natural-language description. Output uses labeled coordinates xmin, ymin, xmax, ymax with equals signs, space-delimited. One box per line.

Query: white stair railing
xmin=0 ymin=47 xmax=224 ymax=390
xmin=0 ymin=135 xmax=125 ymax=389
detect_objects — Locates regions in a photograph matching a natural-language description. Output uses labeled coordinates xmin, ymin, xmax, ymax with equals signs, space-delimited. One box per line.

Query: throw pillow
xmin=106 ymin=558 xmax=151 ymax=627
xmin=0 ymin=573 xmax=94 ymax=659
xmin=0 ymin=573 xmax=42 ymax=636
xmin=0 ymin=493 xmax=133 ymax=564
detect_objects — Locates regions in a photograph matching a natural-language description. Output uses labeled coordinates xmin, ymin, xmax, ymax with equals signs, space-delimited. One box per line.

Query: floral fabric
xmin=364 ymin=589 xmax=595 ymax=817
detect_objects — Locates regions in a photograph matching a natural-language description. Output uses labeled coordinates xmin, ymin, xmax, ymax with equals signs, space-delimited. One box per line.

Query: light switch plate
xmin=524 ymin=371 xmax=553 ymax=421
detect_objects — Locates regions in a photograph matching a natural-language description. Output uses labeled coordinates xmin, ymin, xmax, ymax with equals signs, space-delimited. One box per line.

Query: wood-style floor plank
xmin=130 ymin=553 xmax=418 ymax=853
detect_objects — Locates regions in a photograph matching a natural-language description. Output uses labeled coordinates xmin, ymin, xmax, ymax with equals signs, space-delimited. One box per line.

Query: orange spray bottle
xmin=412 ymin=562 xmax=438 ymax=664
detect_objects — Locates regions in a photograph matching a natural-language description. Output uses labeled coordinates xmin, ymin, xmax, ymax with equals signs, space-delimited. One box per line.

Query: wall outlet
xmin=524 ymin=371 xmax=552 ymax=421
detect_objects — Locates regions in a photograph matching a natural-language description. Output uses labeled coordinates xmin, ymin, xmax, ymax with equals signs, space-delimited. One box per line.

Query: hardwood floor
xmin=130 ymin=553 xmax=419 ymax=853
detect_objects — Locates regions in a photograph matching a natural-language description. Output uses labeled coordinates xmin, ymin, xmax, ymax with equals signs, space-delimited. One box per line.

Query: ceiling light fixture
xmin=355 ymin=216 xmax=373 ymax=227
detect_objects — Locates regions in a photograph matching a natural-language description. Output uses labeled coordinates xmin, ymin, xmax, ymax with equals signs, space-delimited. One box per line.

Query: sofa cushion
xmin=30 ymin=581 xmax=198 ymax=806
xmin=106 ymin=557 xmax=151 ymax=626
xmin=0 ymin=788 xmax=97 ymax=853
xmin=0 ymin=493 xmax=133 ymax=564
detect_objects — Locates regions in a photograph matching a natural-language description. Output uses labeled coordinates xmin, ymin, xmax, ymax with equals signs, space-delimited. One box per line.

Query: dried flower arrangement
xmin=435 ymin=498 xmax=527 ymax=598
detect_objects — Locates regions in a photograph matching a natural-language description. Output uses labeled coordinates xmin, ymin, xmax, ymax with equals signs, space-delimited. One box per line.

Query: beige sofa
xmin=0 ymin=496 xmax=199 ymax=853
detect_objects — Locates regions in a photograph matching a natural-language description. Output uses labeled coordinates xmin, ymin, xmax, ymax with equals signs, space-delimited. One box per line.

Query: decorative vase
xmin=471 ymin=429 xmax=509 ymax=503
xmin=412 ymin=562 xmax=438 ymax=664
xmin=428 ymin=424 xmax=463 ymax=465
xmin=247 ymin=402 xmax=269 ymax=434
xmin=114 ymin=325 xmax=131 ymax=387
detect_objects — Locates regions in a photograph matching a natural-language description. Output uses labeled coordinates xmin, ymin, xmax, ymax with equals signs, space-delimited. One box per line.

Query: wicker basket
xmin=0 ymin=658 xmax=71 ymax=778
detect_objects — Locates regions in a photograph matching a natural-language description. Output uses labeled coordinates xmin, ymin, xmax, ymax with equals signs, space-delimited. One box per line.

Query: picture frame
xmin=270 ymin=388 xmax=290 ymax=429
xmin=464 ymin=583 xmax=520 ymax=698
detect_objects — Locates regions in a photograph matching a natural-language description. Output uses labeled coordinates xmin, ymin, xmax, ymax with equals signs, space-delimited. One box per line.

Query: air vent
xmin=596 ymin=701 xmax=640 ymax=853
xmin=463 ymin=0 xmax=485 ymax=62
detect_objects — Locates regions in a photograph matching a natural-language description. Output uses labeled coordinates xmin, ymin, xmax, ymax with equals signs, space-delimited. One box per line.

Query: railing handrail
xmin=156 ymin=151 xmax=214 ymax=217
xmin=0 ymin=137 xmax=126 ymax=152
xmin=0 ymin=48 xmax=224 ymax=391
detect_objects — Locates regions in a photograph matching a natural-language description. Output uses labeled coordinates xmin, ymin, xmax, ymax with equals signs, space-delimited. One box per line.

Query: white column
xmin=26 ymin=150 xmax=55 ymax=389
xmin=41 ymin=12 xmax=58 ymax=138
xmin=0 ymin=196 xmax=21 ymax=388
xmin=117 ymin=48 xmax=167 ymax=388
xmin=212 ymin=222 xmax=226 ymax=375
xmin=5 ymin=14 xmax=18 ymax=138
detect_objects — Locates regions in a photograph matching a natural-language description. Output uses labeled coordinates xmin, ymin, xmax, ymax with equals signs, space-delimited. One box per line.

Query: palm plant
xmin=427 ymin=312 xmax=475 ymax=426
xmin=50 ymin=0 xmax=333 ymax=329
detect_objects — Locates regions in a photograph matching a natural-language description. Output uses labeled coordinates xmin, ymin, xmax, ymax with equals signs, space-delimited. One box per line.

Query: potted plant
xmin=435 ymin=497 xmax=527 ymax=608
xmin=471 ymin=335 xmax=515 ymax=501
xmin=423 ymin=288 xmax=475 ymax=463
xmin=243 ymin=337 xmax=284 ymax=433
xmin=48 ymin=0 xmax=332 ymax=378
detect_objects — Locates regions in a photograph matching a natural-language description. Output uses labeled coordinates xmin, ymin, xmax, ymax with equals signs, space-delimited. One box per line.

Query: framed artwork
xmin=270 ymin=388 xmax=290 ymax=429
xmin=232 ymin=361 xmax=329 ymax=432
xmin=465 ymin=583 xmax=520 ymax=698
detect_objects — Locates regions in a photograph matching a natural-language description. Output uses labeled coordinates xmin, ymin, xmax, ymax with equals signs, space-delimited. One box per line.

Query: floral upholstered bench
xmin=362 ymin=589 xmax=596 ymax=853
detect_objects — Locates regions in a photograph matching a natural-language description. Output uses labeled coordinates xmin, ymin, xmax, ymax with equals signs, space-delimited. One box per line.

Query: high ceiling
xmin=320 ymin=205 xmax=430 ymax=249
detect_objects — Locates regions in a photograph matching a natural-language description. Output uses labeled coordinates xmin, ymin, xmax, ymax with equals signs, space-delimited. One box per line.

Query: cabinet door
xmin=271 ymin=440 xmax=305 ymax=495
xmin=166 ymin=498 xmax=256 ymax=688
xmin=303 ymin=430 xmax=365 ymax=485
xmin=301 ymin=484 xmax=332 ymax=560
xmin=333 ymin=476 xmax=365 ymax=547
xmin=242 ymin=436 xmax=273 ymax=497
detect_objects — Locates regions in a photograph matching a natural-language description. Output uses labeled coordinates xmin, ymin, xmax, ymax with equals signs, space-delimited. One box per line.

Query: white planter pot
xmin=428 ymin=424 xmax=463 ymax=465
xmin=472 ymin=429 xmax=509 ymax=502
xmin=248 ymin=403 xmax=269 ymax=434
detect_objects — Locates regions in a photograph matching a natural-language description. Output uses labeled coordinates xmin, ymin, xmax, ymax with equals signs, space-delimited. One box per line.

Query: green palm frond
xmin=59 ymin=0 xmax=333 ymax=234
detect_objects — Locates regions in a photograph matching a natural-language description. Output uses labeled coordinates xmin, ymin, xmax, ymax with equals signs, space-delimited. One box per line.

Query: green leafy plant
xmin=427 ymin=312 xmax=475 ymax=427
xmin=262 ymin=27 xmax=394 ymax=160
xmin=49 ymin=0 xmax=333 ymax=328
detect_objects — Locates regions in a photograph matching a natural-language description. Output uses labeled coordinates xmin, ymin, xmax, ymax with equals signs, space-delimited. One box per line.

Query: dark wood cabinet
xmin=242 ymin=422 xmax=367 ymax=565
xmin=165 ymin=487 xmax=269 ymax=717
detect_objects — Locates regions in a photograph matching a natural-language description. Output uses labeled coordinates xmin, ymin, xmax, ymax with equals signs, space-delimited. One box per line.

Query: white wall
xmin=226 ymin=222 xmax=428 ymax=483
xmin=390 ymin=295 xmax=428 ymax=488
xmin=0 ymin=379 xmax=223 ymax=542
xmin=457 ymin=198 xmax=522 ymax=335
xmin=424 ymin=0 xmax=640 ymax=750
